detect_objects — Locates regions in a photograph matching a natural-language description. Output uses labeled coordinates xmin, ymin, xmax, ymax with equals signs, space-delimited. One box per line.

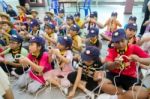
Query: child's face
xmin=56 ymin=43 xmax=65 ymax=50
xmin=32 ymin=13 xmax=37 ymax=17
xmin=126 ymin=28 xmax=136 ymax=39
xmin=128 ymin=20 xmax=135 ymax=24
xmin=9 ymin=41 xmax=20 ymax=50
xmin=1 ymin=16 xmax=9 ymax=21
xmin=67 ymin=19 xmax=73 ymax=25
xmin=31 ymin=26 xmax=38 ymax=31
xmin=111 ymin=16 xmax=117 ymax=20
xmin=58 ymin=13 xmax=64 ymax=18
xmin=69 ymin=30 xmax=76 ymax=37
xmin=25 ymin=3 xmax=30 ymax=9
xmin=74 ymin=16 xmax=80 ymax=21
xmin=113 ymin=39 xmax=127 ymax=50
xmin=21 ymin=25 xmax=27 ymax=31
xmin=44 ymin=20 xmax=49 ymax=24
xmin=26 ymin=18 xmax=32 ymax=23
xmin=83 ymin=60 xmax=94 ymax=66
xmin=29 ymin=43 xmax=40 ymax=53
xmin=44 ymin=27 xmax=53 ymax=34
xmin=18 ymin=8 xmax=24 ymax=14
xmin=2 ymin=24 xmax=10 ymax=31
xmin=90 ymin=36 xmax=97 ymax=41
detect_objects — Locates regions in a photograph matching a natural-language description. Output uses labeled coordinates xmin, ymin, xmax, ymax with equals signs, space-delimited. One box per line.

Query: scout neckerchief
xmin=58 ymin=49 xmax=67 ymax=70
xmin=10 ymin=47 xmax=21 ymax=62
xmin=31 ymin=30 xmax=40 ymax=36
xmin=116 ymin=45 xmax=128 ymax=69
xmin=47 ymin=32 xmax=54 ymax=37
xmin=117 ymin=46 xmax=127 ymax=55
xmin=19 ymin=13 xmax=26 ymax=22
xmin=3 ymin=29 xmax=11 ymax=45
xmin=84 ymin=60 xmax=102 ymax=78
xmin=90 ymin=38 xmax=98 ymax=44
xmin=72 ymin=34 xmax=79 ymax=51
xmin=31 ymin=51 xmax=43 ymax=75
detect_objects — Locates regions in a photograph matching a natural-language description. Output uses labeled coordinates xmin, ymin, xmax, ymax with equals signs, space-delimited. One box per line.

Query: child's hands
xmin=139 ymin=64 xmax=150 ymax=69
xmin=19 ymin=56 xmax=30 ymax=66
xmin=114 ymin=55 xmax=123 ymax=69
xmin=68 ymin=90 xmax=75 ymax=99
xmin=85 ymin=17 xmax=90 ymax=23
xmin=90 ymin=18 xmax=96 ymax=23
xmin=93 ymin=71 xmax=104 ymax=81
xmin=128 ymin=55 xmax=140 ymax=62
xmin=52 ymin=49 xmax=60 ymax=56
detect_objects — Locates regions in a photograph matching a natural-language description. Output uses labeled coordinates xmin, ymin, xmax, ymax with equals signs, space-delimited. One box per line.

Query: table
xmin=59 ymin=0 xmax=78 ymax=12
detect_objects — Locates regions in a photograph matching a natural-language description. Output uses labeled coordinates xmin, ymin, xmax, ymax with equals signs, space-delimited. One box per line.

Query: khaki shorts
xmin=0 ymin=67 xmax=10 ymax=96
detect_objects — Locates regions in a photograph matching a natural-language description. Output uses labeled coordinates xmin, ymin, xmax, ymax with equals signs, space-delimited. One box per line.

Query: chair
xmin=48 ymin=0 xmax=59 ymax=14
xmin=78 ymin=0 xmax=92 ymax=17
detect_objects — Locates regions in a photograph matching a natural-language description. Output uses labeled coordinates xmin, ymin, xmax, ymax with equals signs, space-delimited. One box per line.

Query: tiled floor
xmin=3 ymin=1 xmax=150 ymax=99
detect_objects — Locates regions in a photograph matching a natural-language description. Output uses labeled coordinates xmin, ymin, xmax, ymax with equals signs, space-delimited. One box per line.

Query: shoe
xmin=85 ymin=90 xmax=95 ymax=99
xmin=11 ymin=71 xmax=19 ymax=78
xmin=60 ymin=86 xmax=68 ymax=95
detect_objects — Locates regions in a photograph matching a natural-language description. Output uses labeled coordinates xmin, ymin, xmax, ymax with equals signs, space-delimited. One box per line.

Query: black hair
xmin=9 ymin=41 xmax=23 ymax=58
xmin=33 ymin=42 xmax=46 ymax=60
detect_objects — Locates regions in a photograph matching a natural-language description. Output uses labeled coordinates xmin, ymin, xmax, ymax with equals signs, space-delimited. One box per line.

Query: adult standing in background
xmin=138 ymin=0 xmax=150 ymax=38
xmin=18 ymin=0 xmax=26 ymax=6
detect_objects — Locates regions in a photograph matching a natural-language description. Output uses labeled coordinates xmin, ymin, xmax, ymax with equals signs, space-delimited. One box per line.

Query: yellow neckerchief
xmin=116 ymin=45 xmax=128 ymax=55
xmin=72 ymin=34 xmax=78 ymax=40
xmin=58 ymin=49 xmax=67 ymax=66
xmin=3 ymin=29 xmax=11 ymax=44
xmin=76 ymin=19 xmax=80 ymax=22
xmin=116 ymin=45 xmax=128 ymax=70
xmin=19 ymin=13 xmax=25 ymax=22
xmin=32 ymin=30 xmax=40 ymax=36
xmin=90 ymin=38 xmax=98 ymax=44
xmin=11 ymin=47 xmax=20 ymax=55
xmin=47 ymin=32 xmax=54 ymax=37
xmin=72 ymin=34 xmax=80 ymax=51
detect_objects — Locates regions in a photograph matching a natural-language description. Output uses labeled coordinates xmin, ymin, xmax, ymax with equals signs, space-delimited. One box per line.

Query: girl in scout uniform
xmin=43 ymin=22 xmax=57 ymax=47
xmin=17 ymin=36 xmax=52 ymax=93
xmin=44 ymin=36 xmax=73 ymax=95
xmin=67 ymin=46 xmax=104 ymax=99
